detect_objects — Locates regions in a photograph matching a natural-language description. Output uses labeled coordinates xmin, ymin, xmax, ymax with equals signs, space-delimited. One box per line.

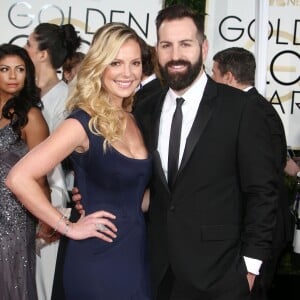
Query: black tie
xmin=168 ymin=97 xmax=185 ymax=188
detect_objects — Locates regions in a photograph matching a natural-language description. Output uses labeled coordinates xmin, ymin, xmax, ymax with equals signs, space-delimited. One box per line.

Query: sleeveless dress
xmin=63 ymin=109 xmax=152 ymax=300
xmin=0 ymin=124 xmax=37 ymax=300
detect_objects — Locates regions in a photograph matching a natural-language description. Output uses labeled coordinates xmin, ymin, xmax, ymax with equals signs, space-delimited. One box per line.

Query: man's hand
xmin=246 ymin=272 xmax=256 ymax=291
xmin=72 ymin=187 xmax=84 ymax=215
xmin=285 ymin=158 xmax=300 ymax=177
xmin=37 ymin=221 xmax=61 ymax=244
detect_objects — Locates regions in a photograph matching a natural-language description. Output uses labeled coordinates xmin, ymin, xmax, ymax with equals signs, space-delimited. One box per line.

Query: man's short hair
xmin=156 ymin=4 xmax=205 ymax=42
xmin=213 ymin=47 xmax=256 ymax=86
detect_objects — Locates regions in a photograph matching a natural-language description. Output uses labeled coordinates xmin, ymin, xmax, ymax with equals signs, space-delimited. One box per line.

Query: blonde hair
xmin=66 ymin=23 xmax=141 ymax=148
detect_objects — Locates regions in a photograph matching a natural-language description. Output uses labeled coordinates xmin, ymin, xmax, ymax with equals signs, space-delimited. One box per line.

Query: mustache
xmin=165 ymin=59 xmax=191 ymax=68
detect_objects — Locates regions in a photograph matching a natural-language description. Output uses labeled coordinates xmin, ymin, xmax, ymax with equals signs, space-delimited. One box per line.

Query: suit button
xmin=169 ymin=205 xmax=176 ymax=212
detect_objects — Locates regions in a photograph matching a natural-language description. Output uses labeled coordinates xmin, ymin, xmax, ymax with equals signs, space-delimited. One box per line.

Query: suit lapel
xmin=178 ymin=78 xmax=217 ymax=176
xmin=152 ymin=90 xmax=169 ymax=190
xmin=151 ymin=78 xmax=218 ymax=190
xmin=153 ymin=149 xmax=170 ymax=190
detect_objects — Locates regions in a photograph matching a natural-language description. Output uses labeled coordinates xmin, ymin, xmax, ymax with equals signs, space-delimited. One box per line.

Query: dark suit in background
xmin=247 ymin=87 xmax=289 ymax=300
xmin=133 ymin=77 xmax=163 ymax=111
xmin=212 ymin=45 xmax=289 ymax=300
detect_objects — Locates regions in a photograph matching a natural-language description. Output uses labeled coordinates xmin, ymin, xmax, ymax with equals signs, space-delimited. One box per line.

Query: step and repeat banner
xmin=0 ymin=0 xmax=163 ymax=52
xmin=205 ymin=0 xmax=300 ymax=148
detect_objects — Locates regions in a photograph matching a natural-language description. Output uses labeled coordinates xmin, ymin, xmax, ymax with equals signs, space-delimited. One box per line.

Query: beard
xmin=159 ymin=51 xmax=203 ymax=91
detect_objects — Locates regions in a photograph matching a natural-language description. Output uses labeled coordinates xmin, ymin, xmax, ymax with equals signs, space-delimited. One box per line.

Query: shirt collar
xmin=167 ymin=72 xmax=208 ymax=105
xmin=141 ymin=73 xmax=157 ymax=87
xmin=243 ymin=85 xmax=253 ymax=92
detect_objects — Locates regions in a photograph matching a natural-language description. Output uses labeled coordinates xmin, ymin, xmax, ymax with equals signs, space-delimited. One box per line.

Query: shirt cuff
xmin=243 ymin=256 xmax=262 ymax=275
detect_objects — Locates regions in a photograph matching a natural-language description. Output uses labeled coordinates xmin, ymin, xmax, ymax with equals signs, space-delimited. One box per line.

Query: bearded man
xmin=133 ymin=4 xmax=278 ymax=300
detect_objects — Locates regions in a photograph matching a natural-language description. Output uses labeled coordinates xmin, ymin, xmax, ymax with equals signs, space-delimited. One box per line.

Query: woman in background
xmin=25 ymin=22 xmax=81 ymax=300
xmin=0 ymin=43 xmax=49 ymax=300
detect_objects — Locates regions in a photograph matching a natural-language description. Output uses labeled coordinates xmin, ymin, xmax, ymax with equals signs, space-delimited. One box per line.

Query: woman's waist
xmin=66 ymin=218 xmax=147 ymax=256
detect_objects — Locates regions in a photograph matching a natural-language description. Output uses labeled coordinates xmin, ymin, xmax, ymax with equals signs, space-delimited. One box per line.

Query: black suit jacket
xmin=247 ymin=87 xmax=290 ymax=246
xmin=133 ymin=77 xmax=163 ymax=110
xmin=134 ymin=77 xmax=278 ymax=295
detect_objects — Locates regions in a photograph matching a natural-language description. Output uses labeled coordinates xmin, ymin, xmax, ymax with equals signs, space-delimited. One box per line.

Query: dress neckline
xmin=110 ymin=145 xmax=151 ymax=162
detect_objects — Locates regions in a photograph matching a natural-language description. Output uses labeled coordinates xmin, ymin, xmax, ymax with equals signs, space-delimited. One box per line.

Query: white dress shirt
xmin=157 ymin=72 xmax=207 ymax=180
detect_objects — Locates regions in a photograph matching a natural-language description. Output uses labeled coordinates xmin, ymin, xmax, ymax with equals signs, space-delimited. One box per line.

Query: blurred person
xmin=62 ymin=51 xmax=86 ymax=198
xmin=25 ymin=23 xmax=81 ymax=131
xmin=212 ymin=46 xmax=289 ymax=300
xmin=7 ymin=23 xmax=152 ymax=299
xmin=62 ymin=51 xmax=85 ymax=85
xmin=133 ymin=38 xmax=163 ymax=109
xmin=285 ymin=147 xmax=300 ymax=177
xmin=25 ymin=22 xmax=81 ymax=300
xmin=137 ymin=39 xmax=160 ymax=92
xmin=0 ymin=43 xmax=49 ymax=300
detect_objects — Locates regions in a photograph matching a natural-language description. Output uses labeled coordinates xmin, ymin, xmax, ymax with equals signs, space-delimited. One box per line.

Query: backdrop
xmin=0 ymin=0 xmax=163 ymax=52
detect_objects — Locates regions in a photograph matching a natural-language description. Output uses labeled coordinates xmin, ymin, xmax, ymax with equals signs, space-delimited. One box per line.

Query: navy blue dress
xmin=63 ymin=109 xmax=152 ymax=300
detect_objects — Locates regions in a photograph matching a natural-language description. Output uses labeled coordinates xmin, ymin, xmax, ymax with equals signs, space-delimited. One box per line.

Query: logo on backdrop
xmin=218 ymin=14 xmax=300 ymax=114
xmin=2 ymin=1 xmax=159 ymax=49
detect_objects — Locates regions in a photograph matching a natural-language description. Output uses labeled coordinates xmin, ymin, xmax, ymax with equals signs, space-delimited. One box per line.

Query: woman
xmin=0 ymin=43 xmax=49 ymax=300
xmin=7 ymin=23 xmax=152 ymax=299
xmin=25 ymin=23 xmax=81 ymax=299
xmin=25 ymin=23 xmax=81 ymax=131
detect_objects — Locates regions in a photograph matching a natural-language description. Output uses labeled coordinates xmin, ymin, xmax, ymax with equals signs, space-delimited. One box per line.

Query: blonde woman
xmin=7 ymin=23 xmax=152 ymax=299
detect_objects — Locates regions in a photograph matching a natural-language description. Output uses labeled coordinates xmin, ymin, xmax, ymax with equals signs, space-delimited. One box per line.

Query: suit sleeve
xmin=238 ymin=96 xmax=278 ymax=260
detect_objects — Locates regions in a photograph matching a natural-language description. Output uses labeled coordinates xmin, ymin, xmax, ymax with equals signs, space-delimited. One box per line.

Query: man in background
xmin=212 ymin=46 xmax=292 ymax=300
xmin=133 ymin=37 xmax=163 ymax=108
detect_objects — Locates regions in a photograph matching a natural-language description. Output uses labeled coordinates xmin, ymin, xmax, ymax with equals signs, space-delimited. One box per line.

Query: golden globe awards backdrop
xmin=0 ymin=0 xmax=163 ymax=52
xmin=205 ymin=0 xmax=300 ymax=148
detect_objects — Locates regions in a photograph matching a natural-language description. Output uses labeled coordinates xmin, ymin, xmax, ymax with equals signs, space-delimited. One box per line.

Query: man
xmin=133 ymin=37 xmax=163 ymax=108
xmin=211 ymin=47 xmax=291 ymax=300
xmin=212 ymin=47 xmax=300 ymax=180
xmin=133 ymin=5 xmax=278 ymax=300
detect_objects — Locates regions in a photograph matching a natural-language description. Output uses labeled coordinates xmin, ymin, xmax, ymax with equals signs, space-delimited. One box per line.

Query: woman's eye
xmin=0 ymin=67 xmax=8 ymax=72
xmin=110 ymin=61 xmax=120 ymax=66
xmin=16 ymin=67 xmax=25 ymax=73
